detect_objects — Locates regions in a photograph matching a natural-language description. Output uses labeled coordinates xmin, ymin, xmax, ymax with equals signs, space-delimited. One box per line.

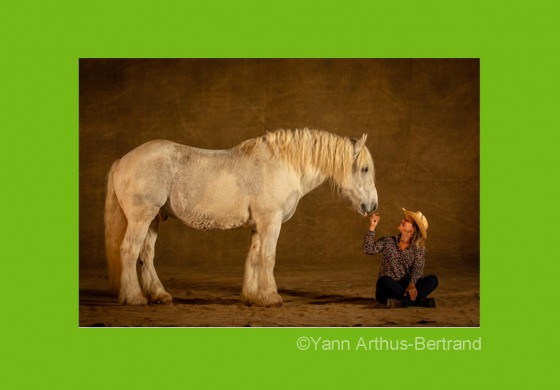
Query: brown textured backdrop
xmin=79 ymin=59 xmax=479 ymax=278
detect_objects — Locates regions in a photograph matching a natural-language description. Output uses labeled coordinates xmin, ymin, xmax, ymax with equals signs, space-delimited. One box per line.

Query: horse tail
xmin=104 ymin=159 xmax=127 ymax=290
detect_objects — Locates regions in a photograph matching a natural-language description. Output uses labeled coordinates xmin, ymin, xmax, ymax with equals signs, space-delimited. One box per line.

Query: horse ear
xmin=353 ymin=133 xmax=368 ymax=159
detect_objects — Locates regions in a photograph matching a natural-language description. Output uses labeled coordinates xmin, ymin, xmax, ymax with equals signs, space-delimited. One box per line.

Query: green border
xmin=2 ymin=1 xmax=558 ymax=388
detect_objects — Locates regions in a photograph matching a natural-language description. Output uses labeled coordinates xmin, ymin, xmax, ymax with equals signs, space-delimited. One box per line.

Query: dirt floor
xmin=79 ymin=259 xmax=479 ymax=327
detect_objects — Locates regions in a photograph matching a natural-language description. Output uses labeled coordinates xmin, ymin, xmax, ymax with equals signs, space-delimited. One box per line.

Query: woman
xmin=363 ymin=208 xmax=438 ymax=308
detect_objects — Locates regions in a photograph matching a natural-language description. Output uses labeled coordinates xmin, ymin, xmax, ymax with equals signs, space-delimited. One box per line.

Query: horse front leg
xmin=241 ymin=230 xmax=260 ymax=304
xmin=241 ymin=215 xmax=283 ymax=307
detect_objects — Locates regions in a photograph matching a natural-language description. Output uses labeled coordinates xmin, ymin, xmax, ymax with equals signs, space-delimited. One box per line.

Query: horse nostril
xmin=362 ymin=203 xmax=377 ymax=214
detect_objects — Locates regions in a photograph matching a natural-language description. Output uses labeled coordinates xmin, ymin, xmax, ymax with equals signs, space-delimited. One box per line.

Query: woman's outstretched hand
xmin=369 ymin=213 xmax=380 ymax=231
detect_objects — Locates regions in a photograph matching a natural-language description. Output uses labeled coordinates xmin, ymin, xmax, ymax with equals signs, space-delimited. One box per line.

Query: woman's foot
xmin=387 ymin=299 xmax=404 ymax=309
xmin=420 ymin=297 xmax=437 ymax=308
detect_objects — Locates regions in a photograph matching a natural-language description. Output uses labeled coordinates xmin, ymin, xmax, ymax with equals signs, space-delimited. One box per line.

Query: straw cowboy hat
xmin=402 ymin=208 xmax=428 ymax=240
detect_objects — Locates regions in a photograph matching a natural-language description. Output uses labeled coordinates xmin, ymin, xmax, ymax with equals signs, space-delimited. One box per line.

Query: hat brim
xmin=402 ymin=208 xmax=428 ymax=240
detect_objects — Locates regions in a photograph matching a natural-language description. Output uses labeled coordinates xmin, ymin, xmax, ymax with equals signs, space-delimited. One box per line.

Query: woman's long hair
xmin=410 ymin=223 xmax=426 ymax=250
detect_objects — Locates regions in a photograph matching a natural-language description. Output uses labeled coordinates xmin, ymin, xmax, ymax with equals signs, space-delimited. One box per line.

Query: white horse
xmin=105 ymin=128 xmax=378 ymax=306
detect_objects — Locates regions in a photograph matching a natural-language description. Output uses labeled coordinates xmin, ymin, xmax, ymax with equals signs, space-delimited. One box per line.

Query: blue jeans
xmin=375 ymin=275 xmax=438 ymax=306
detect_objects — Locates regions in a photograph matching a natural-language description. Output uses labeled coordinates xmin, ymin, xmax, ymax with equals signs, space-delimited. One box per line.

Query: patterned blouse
xmin=363 ymin=231 xmax=426 ymax=284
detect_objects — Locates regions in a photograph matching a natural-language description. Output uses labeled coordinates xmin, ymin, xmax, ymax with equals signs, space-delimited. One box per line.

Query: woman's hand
xmin=369 ymin=213 xmax=380 ymax=231
xmin=404 ymin=283 xmax=418 ymax=301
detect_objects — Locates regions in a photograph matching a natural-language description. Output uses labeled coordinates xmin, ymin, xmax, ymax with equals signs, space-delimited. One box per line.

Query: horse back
xmin=166 ymin=141 xmax=300 ymax=230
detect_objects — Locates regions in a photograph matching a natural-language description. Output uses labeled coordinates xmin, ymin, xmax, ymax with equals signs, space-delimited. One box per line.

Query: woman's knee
xmin=423 ymin=274 xmax=439 ymax=288
xmin=376 ymin=276 xmax=395 ymax=289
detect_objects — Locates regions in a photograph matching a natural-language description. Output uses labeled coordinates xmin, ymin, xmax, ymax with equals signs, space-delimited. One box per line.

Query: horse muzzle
xmin=360 ymin=202 xmax=377 ymax=216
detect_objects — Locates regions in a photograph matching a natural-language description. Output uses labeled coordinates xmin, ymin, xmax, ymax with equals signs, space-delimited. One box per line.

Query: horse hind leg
xmin=139 ymin=217 xmax=173 ymax=304
xmin=119 ymin=218 xmax=153 ymax=305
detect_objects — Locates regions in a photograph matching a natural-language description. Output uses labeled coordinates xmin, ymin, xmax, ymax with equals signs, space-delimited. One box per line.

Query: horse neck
xmin=292 ymin=135 xmax=348 ymax=195
xmin=296 ymin=148 xmax=346 ymax=196
xmin=299 ymin=169 xmax=328 ymax=196
xmin=260 ymin=129 xmax=351 ymax=195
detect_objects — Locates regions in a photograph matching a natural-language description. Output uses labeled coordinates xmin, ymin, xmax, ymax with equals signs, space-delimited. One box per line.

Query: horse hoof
xmin=242 ymin=292 xmax=283 ymax=307
xmin=149 ymin=292 xmax=174 ymax=305
xmin=264 ymin=292 xmax=283 ymax=307
xmin=265 ymin=300 xmax=283 ymax=308
xmin=120 ymin=294 xmax=149 ymax=306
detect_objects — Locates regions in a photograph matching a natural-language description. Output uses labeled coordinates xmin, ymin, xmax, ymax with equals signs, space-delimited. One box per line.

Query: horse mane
xmin=238 ymin=128 xmax=370 ymax=186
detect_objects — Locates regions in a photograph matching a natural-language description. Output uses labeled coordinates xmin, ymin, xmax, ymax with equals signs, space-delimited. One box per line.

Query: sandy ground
xmin=79 ymin=260 xmax=479 ymax=327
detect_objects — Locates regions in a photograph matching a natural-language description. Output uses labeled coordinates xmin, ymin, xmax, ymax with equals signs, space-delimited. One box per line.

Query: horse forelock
xmin=239 ymin=128 xmax=362 ymax=186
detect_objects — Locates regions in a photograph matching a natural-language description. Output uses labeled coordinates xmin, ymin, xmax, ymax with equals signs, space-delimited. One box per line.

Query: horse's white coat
xmin=105 ymin=129 xmax=378 ymax=306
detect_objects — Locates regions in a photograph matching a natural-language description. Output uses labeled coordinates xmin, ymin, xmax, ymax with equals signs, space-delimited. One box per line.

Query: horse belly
xmin=181 ymin=206 xmax=250 ymax=231
xmin=169 ymin=189 xmax=252 ymax=231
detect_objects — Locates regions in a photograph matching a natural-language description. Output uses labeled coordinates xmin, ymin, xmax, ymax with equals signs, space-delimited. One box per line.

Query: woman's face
xmin=398 ymin=216 xmax=415 ymax=235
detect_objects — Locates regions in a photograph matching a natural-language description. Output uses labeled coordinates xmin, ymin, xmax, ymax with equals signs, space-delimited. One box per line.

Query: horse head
xmin=340 ymin=134 xmax=378 ymax=216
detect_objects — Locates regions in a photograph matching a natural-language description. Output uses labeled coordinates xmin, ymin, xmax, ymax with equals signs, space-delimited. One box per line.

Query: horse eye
xmin=361 ymin=166 xmax=369 ymax=173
